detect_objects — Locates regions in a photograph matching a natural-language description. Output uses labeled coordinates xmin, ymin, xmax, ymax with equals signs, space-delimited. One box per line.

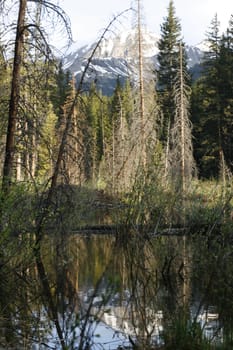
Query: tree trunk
xmin=179 ymin=43 xmax=186 ymax=193
xmin=2 ymin=0 xmax=27 ymax=192
xmin=137 ymin=0 xmax=146 ymax=168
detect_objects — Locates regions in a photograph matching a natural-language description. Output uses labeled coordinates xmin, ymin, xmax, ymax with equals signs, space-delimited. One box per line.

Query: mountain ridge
xmin=63 ymin=28 xmax=204 ymax=95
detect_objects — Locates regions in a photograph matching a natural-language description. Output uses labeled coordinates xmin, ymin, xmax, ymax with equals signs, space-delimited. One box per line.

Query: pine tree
xmin=57 ymin=75 xmax=86 ymax=185
xmin=104 ymin=79 xmax=135 ymax=192
xmin=192 ymin=14 xmax=233 ymax=178
xmin=217 ymin=16 xmax=233 ymax=173
xmin=83 ymin=83 xmax=104 ymax=183
xmin=157 ymin=0 xmax=183 ymax=145
xmin=50 ymin=61 xmax=72 ymax=123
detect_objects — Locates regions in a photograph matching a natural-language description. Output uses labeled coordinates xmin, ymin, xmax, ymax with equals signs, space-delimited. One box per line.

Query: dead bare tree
xmin=169 ymin=42 xmax=196 ymax=192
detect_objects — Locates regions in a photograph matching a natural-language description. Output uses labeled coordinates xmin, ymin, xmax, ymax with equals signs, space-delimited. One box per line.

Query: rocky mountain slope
xmin=63 ymin=28 xmax=204 ymax=95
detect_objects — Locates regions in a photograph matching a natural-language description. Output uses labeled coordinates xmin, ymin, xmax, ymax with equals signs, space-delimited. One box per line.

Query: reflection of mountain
xmin=101 ymin=305 xmax=163 ymax=342
xmin=37 ymin=287 xmax=223 ymax=350
xmin=63 ymin=28 xmax=204 ymax=95
xmin=81 ymin=288 xmax=223 ymax=347
xmin=81 ymin=285 xmax=163 ymax=345
xmin=29 ymin=233 xmax=226 ymax=349
xmin=197 ymin=307 xmax=222 ymax=342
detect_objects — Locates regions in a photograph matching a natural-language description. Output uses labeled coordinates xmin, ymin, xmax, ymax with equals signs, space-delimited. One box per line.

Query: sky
xmin=59 ymin=0 xmax=232 ymax=47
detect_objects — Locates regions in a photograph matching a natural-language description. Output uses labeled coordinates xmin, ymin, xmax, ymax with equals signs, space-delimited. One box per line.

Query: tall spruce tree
xmin=84 ymin=83 xmax=103 ymax=183
xmin=105 ymin=79 xmax=135 ymax=192
xmin=217 ymin=16 xmax=233 ymax=174
xmin=192 ymin=14 xmax=233 ymax=178
xmin=51 ymin=61 xmax=72 ymax=123
xmin=192 ymin=15 xmax=221 ymax=177
xmin=157 ymin=0 xmax=183 ymax=145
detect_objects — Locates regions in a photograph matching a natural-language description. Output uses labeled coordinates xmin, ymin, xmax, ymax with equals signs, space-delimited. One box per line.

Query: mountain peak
xmin=96 ymin=27 xmax=160 ymax=59
xmin=62 ymin=28 xmax=204 ymax=95
xmin=64 ymin=27 xmax=159 ymax=63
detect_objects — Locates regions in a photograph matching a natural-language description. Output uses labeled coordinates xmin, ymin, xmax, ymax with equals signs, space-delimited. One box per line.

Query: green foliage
xmin=158 ymin=0 xmax=182 ymax=91
xmin=157 ymin=0 xmax=184 ymax=143
xmin=81 ymin=83 xmax=105 ymax=182
xmin=192 ymin=15 xmax=233 ymax=178
xmin=50 ymin=61 xmax=72 ymax=122
xmin=162 ymin=309 xmax=212 ymax=350
xmin=0 ymin=182 xmax=38 ymax=236
xmin=37 ymin=105 xmax=58 ymax=180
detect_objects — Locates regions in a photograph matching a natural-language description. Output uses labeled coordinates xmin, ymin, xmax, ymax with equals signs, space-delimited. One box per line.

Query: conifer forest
xmin=0 ymin=0 xmax=233 ymax=349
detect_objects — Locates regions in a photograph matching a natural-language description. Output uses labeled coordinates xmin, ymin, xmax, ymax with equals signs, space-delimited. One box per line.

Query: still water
xmin=1 ymin=231 xmax=233 ymax=349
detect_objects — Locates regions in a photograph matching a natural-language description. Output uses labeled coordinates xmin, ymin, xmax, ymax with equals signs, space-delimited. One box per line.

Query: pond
xmin=0 ymin=230 xmax=233 ymax=349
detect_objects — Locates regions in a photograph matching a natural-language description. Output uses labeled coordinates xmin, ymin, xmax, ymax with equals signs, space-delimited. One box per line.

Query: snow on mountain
xmin=195 ymin=40 xmax=210 ymax=52
xmin=64 ymin=28 xmax=159 ymax=68
xmin=94 ymin=28 xmax=160 ymax=58
xmin=185 ymin=45 xmax=204 ymax=67
xmin=62 ymin=28 xmax=204 ymax=95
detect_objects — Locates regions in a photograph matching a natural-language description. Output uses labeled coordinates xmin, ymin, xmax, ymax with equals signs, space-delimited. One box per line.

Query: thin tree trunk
xmin=16 ymin=153 xmax=22 ymax=181
xmin=31 ymin=120 xmax=37 ymax=178
xmin=2 ymin=0 xmax=27 ymax=192
xmin=112 ymin=118 xmax=115 ymax=193
xmin=16 ymin=120 xmax=22 ymax=181
xmin=164 ymin=119 xmax=170 ymax=183
xmin=179 ymin=43 xmax=186 ymax=193
xmin=137 ymin=0 xmax=146 ymax=168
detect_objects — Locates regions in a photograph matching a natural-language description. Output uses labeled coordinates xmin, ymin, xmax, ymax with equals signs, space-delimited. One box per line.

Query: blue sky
xmin=60 ymin=0 xmax=232 ymax=46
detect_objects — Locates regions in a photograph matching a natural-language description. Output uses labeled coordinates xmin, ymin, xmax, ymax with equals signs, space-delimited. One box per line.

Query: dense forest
xmin=0 ymin=1 xmax=232 ymax=193
xmin=0 ymin=0 xmax=233 ymax=349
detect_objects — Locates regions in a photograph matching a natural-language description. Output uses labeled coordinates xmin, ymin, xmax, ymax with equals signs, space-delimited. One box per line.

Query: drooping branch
xmin=45 ymin=8 xmax=132 ymax=203
xmin=2 ymin=0 xmax=27 ymax=192
xmin=28 ymin=0 xmax=73 ymax=43
xmin=2 ymin=0 xmax=73 ymax=193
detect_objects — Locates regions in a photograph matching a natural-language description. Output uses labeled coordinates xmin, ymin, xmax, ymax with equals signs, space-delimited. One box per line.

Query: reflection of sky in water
xmin=33 ymin=305 xmax=222 ymax=349
xmin=89 ymin=322 xmax=130 ymax=350
xmin=33 ymin=320 xmax=130 ymax=350
xmin=197 ymin=309 xmax=223 ymax=344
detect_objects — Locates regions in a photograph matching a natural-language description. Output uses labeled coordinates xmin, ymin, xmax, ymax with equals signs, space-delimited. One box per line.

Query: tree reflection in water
xmin=0 ymin=231 xmax=233 ymax=349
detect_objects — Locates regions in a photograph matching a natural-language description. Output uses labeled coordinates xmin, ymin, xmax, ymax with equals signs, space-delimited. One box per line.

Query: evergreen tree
xmin=58 ymin=75 xmax=86 ymax=185
xmin=83 ymin=83 xmax=104 ymax=183
xmin=104 ymin=78 xmax=135 ymax=192
xmin=217 ymin=16 xmax=233 ymax=173
xmin=50 ymin=61 xmax=71 ymax=123
xmin=192 ymin=14 xmax=233 ymax=178
xmin=157 ymin=0 xmax=183 ymax=144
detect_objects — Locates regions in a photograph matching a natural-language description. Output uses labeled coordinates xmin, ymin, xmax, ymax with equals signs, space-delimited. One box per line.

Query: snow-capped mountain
xmin=63 ymin=28 xmax=204 ymax=95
